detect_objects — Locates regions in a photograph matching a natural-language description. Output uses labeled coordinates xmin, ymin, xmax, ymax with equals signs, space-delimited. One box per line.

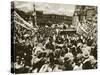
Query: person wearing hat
xmin=39 ymin=51 xmax=55 ymax=72
xmin=14 ymin=56 xmax=25 ymax=73
xmin=77 ymin=43 xmax=83 ymax=54
xmin=73 ymin=53 xmax=83 ymax=70
xmin=63 ymin=53 xmax=74 ymax=70
xmin=30 ymin=46 xmax=47 ymax=73
xmin=82 ymin=45 xmax=96 ymax=69
xmin=82 ymin=54 xmax=97 ymax=69
xmin=45 ymin=37 xmax=55 ymax=51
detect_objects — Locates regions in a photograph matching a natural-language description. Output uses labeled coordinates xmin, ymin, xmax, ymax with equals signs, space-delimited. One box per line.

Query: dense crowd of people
xmin=11 ymin=23 xmax=97 ymax=74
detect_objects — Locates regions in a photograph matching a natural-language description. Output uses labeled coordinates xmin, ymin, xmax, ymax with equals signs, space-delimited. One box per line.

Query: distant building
xmin=72 ymin=5 xmax=97 ymax=37
xmin=14 ymin=8 xmax=72 ymax=26
xmin=31 ymin=10 xmax=72 ymax=26
xmin=43 ymin=14 xmax=72 ymax=25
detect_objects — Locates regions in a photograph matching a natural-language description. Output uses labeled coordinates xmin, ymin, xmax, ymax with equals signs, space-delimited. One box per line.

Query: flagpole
xmin=33 ymin=4 xmax=38 ymax=29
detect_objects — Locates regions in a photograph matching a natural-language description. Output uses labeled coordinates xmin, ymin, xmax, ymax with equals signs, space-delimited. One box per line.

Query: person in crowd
xmin=14 ymin=56 xmax=25 ymax=73
xmin=45 ymin=36 xmax=55 ymax=51
xmin=63 ymin=52 xmax=74 ymax=70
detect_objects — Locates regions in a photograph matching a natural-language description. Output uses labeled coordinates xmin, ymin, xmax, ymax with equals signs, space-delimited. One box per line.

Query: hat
xmin=24 ymin=34 xmax=30 ymax=37
xmin=89 ymin=56 xmax=97 ymax=64
xmin=34 ymin=47 xmax=43 ymax=55
xmin=85 ymin=46 xmax=91 ymax=53
xmin=76 ymin=53 xmax=83 ymax=60
xmin=77 ymin=43 xmax=83 ymax=47
xmin=83 ymin=44 xmax=87 ymax=48
xmin=16 ymin=56 xmax=20 ymax=59
xmin=64 ymin=53 xmax=74 ymax=61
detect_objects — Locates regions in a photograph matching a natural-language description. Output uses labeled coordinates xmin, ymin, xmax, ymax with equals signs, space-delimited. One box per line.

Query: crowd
xmin=11 ymin=23 xmax=97 ymax=73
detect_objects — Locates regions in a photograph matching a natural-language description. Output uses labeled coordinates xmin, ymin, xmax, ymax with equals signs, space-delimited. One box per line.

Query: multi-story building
xmin=13 ymin=8 xmax=72 ymax=26
xmin=72 ymin=5 xmax=97 ymax=37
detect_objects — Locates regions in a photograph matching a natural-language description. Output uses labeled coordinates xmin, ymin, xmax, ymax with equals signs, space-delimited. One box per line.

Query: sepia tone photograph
xmin=11 ymin=1 xmax=97 ymax=74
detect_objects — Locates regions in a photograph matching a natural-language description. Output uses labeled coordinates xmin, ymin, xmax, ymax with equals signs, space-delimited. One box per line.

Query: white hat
xmin=64 ymin=53 xmax=74 ymax=61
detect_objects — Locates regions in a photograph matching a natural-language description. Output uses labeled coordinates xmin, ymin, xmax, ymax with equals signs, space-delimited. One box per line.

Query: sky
xmin=14 ymin=1 xmax=76 ymax=16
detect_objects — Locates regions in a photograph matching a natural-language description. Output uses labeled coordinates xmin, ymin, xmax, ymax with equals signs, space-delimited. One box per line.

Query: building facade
xmin=72 ymin=5 xmax=97 ymax=37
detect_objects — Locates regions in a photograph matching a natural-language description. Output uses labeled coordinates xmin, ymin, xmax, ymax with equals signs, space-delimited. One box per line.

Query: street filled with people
xmin=11 ymin=23 xmax=97 ymax=73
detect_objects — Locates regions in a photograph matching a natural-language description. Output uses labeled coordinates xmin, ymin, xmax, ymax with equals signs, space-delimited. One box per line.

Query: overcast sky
xmin=14 ymin=1 xmax=76 ymax=16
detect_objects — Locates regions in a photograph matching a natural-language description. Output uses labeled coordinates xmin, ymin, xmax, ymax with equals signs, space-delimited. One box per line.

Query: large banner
xmin=13 ymin=11 xmax=33 ymax=30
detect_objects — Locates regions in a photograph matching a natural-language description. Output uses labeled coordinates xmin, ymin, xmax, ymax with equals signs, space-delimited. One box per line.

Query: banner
xmin=13 ymin=11 xmax=33 ymax=29
xmin=76 ymin=21 xmax=88 ymax=36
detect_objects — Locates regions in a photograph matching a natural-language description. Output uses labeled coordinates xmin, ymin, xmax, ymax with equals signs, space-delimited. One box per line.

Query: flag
xmin=76 ymin=21 xmax=88 ymax=35
xmin=13 ymin=11 xmax=33 ymax=29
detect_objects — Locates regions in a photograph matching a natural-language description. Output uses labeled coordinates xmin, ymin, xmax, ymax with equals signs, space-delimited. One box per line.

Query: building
xmin=43 ymin=14 xmax=72 ymax=25
xmin=13 ymin=8 xmax=72 ymax=26
xmin=72 ymin=5 xmax=97 ymax=37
